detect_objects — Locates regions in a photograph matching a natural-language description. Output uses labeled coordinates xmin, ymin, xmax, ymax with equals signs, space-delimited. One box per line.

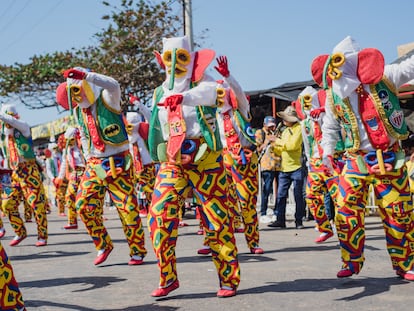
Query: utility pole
xmin=182 ymin=0 xmax=194 ymax=51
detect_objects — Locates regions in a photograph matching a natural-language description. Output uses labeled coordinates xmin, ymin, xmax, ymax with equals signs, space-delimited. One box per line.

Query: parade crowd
xmin=1 ymin=35 xmax=414 ymax=311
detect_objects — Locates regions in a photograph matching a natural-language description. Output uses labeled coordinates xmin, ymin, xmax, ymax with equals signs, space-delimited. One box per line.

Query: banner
xmin=31 ymin=115 xmax=77 ymax=140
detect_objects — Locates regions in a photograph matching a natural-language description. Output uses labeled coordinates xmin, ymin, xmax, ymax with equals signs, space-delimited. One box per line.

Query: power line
xmin=0 ymin=0 xmax=16 ymax=21
xmin=0 ymin=0 xmax=31 ymax=36
xmin=0 ymin=0 xmax=64 ymax=61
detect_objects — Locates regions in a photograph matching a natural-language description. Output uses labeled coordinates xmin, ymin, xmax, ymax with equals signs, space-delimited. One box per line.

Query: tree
xmin=0 ymin=0 xmax=183 ymax=111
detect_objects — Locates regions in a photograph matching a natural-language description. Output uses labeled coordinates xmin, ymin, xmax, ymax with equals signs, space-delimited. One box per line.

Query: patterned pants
xmin=2 ymin=162 xmax=48 ymax=240
xmin=136 ymin=164 xmax=156 ymax=202
xmin=223 ymin=152 xmax=260 ymax=249
xmin=306 ymin=158 xmax=339 ymax=235
xmin=75 ymin=154 xmax=147 ymax=258
xmin=148 ymin=150 xmax=240 ymax=289
xmin=0 ymin=241 xmax=25 ymax=311
xmin=56 ymin=178 xmax=68 ymax=214
xmin=66 ymin=169 xmax=84 ymax=226
xmin=336 ymin=156 xmax=414 ymax=273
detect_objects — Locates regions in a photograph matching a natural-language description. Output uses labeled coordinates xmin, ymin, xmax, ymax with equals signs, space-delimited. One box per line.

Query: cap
xmin=264 ymin=116 xmax=276 ymax=127
xmin=277 ymin=106 xmax=300 ymax=123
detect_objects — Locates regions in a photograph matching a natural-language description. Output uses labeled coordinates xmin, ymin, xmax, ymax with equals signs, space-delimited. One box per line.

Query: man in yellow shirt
xmin=268 ymin=105 xmax=305 ymax=229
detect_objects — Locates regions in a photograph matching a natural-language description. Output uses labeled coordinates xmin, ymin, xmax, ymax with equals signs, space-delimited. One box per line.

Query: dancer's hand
xmin=63 ymin=68 xmax=86 ymax=80
xmin=214 ymin=56 xmax=230 ymax=78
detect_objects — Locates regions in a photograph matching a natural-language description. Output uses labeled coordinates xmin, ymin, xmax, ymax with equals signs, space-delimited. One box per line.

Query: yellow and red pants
xmin=336 ymin=155 xmax=414 ymax=273
xmin=148 ymin=149 xmax=240 ymax=290
xmin=75 ymin=153 xmax=147 ymax=258
xmin=55 ymin=178 xmax=68 ymax=215
xmin=0 ymin=241 xmax=25 ymax=310
xmin=306 ymin=158 xmax=339 ymax=235
xmin=66 ymin=168 xmax=84 ymax=226
xmin=2 ymin=162 xmax=48 ymax=241
xmin=135 ymin=163 xmax=156 ymax=202
xmin=223 ymin=151 xmax=260 ymax=249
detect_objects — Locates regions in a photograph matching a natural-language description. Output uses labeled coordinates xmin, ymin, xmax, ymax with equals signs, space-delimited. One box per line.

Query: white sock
xmin=221 ymin=285 xmax=233 ymax=290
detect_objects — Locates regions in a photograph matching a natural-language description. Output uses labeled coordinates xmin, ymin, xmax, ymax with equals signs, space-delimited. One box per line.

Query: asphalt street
xmin=2 ymin=207 xmax=414 ymax=311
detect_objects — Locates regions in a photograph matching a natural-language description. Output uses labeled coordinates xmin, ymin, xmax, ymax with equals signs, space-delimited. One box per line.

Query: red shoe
xmin=178 ymin=221 xmax=188 ymax=227
xmin=197 ymin=229 xmax=204 ymax=235
xmin=250 ymin=247 xmax=264 ymax=254
xmin=25 ymin=219 xmax=33 ymax=223
xmin=9 ymin=235 xmax=27 ymax=247
xmin=217 ymin=288 xmax=236 ymax=298
xmin=197 ymin=247 xmax=211 ymax=255
xmin=0 ymin=228 xmax=5 ymax=238
xmin=59 ymin=213 xmax=67 ymax=217
xmin=315 ymin=232 xmax=334 ymax=243
xmin=234 ymin=227 xmax=244 ymax=233
xmin=396 ymin=270 xmax=414 ymax=281
xmin=151 ymin=279 xmax=179 ymax=297
xmin=94 ymin=247 xmax=113 ymax=265
xmin=64 ymin=224 xmax=78 ymax=230
xmin=337 ymin=265 xmax=360 ymax=278
xmin=35 ymin=240 xmax=47 ymax=247
xmin=128 ymin=257 xmax=144 ymax=265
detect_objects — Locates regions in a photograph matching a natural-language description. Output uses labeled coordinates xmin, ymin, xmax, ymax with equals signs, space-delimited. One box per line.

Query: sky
xmin=1 ymin=0 xmax=414 ymax=126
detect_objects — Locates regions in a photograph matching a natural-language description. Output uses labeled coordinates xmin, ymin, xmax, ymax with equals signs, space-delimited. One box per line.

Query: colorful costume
xmin=126 ymin=105 xmax=156 ymax=215
xmin=215 ymin=56 xmax=262 ymax=254
xmin=0 ymin=240 xmax=26 ymax=311
xmin=45 ymin=142 xmax=67 ymax=216
xmin=295 ymin=86 xmax=341 ymax=243
xmin=56 ymin=68 xmax=147 ymax=266
xmin=319 ymin=36 xmax=414 ymax=280
xmin=148 ymin=36 xmax=240 ymax=298
xmin=0 ymin=104 xmax=48 ymax=247
xmin=55 ymin=127 xmax=86 ymax=229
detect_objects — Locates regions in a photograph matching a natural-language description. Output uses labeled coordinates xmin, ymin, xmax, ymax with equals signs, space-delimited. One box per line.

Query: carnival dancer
xmin=148 ymin=36 xmax=240 ymax=298
xmin=319 ymin=36 xmax=414 ymax=280
xmin=54 ymin=126 xmax=86 ymax=230
xmin=45 ymin=142 xmax=67 ymax=216
xmin=56 ymin=68 xmax=147 ymax=266
xmin=197 ymin=56 xmax=263 ymax=255
xmin=126 ymin=98 xmax=156 ymax=217
xmin=0 ymin=104 xmax=48 ymax=247
xmin=294 ymin=86 xmax=342 ymax=243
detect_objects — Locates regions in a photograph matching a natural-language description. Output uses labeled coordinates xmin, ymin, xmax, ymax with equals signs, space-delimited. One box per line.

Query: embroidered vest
xmin=148 ymin=85 xmax=222 ymax=162
xmin=11 ymin=130 xmax=35 ymax=160
xmin=76 ymin=93 xmax=128 ymax=150
xmin=233 ymin=110 xmax=256 ymax=146
xmin=328 ymin=77 xmax=408 ymax=153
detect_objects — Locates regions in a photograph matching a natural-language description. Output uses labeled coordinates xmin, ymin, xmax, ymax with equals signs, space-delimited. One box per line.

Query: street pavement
xmin=2 ymin=207 xmax=414 ymax=311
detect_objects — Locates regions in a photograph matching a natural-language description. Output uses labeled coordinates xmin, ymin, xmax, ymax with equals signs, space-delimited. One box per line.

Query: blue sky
xmin=1 ymin=0 xmax=413 ymax=126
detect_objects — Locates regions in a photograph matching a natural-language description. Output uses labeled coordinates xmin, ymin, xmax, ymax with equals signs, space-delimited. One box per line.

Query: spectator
xmin=255 ymin=116 xmax=281 ymax=224
xmin=268 ymin=105 xmax=305 ymax=229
